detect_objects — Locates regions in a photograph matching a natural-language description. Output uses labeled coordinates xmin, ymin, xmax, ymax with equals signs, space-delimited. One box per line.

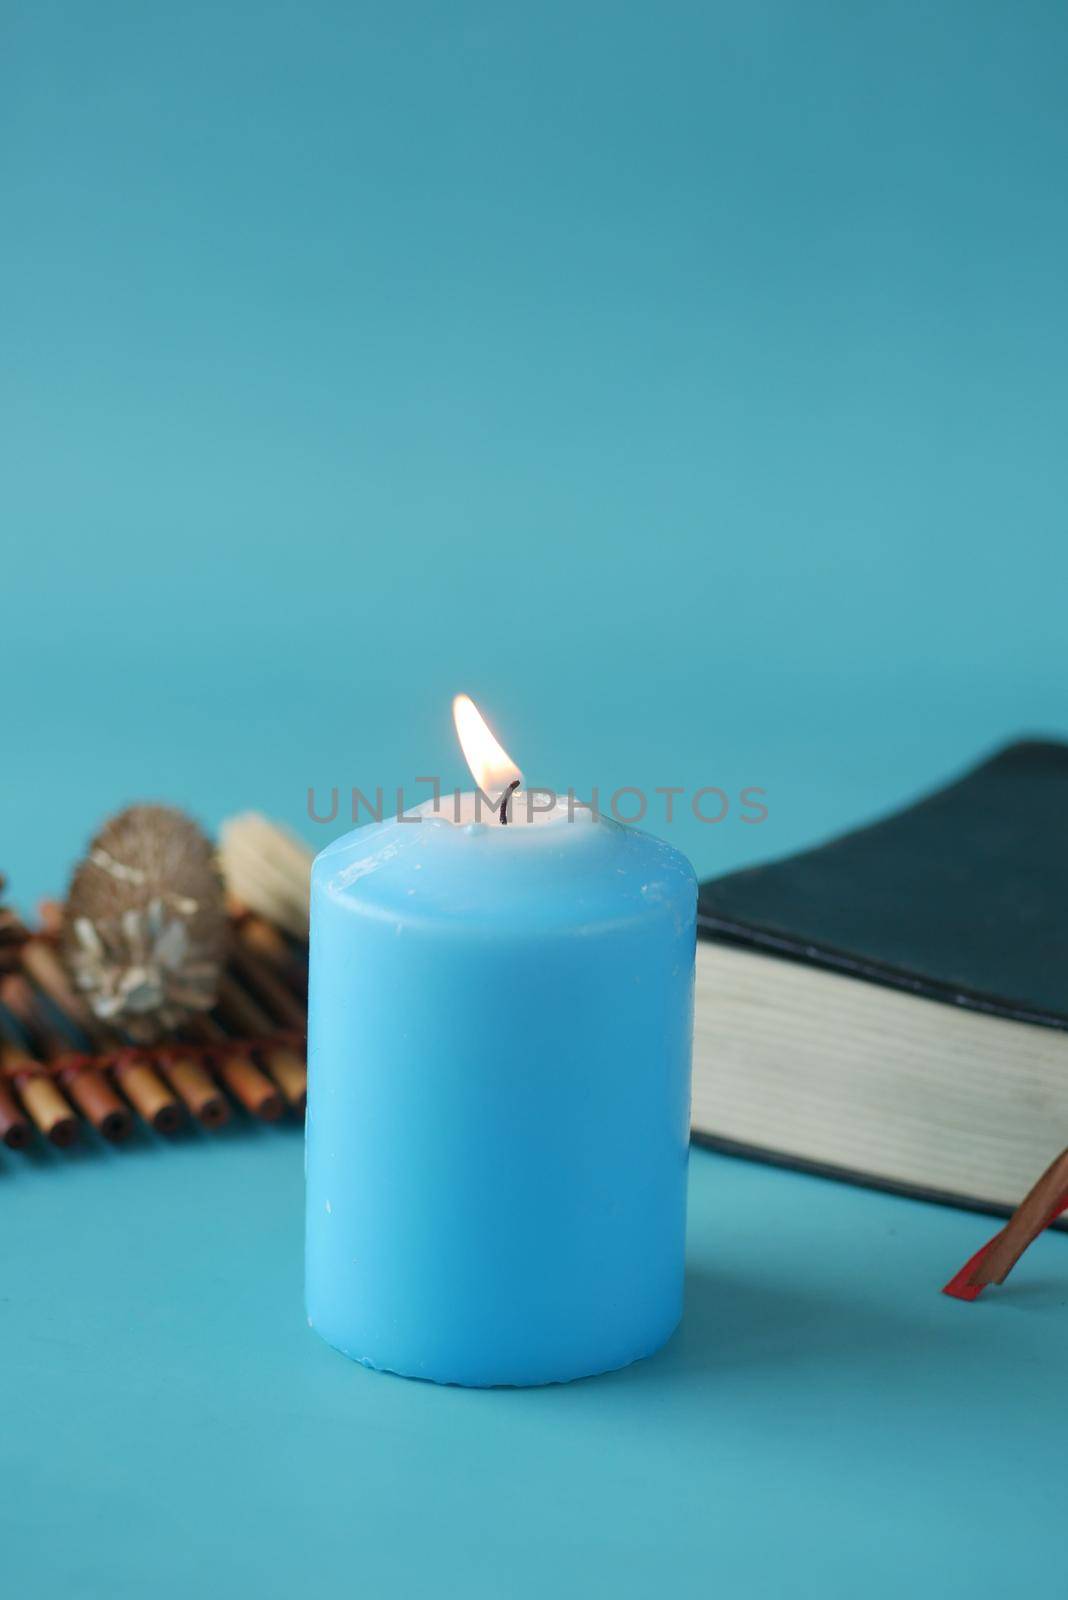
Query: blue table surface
xmin=5 ymin=1 xmax=1068 ymax=1593
xmin=3 ymin=1131 xmax=1067 ymax=1599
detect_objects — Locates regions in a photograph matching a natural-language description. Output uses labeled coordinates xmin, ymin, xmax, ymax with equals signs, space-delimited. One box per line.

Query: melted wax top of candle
xmin=314 ymin=799 xmax=697 ymax=934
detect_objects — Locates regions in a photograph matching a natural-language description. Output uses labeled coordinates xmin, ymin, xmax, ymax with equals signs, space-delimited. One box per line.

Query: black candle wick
xmin=499 ymin=780 xmax=521 ymax=825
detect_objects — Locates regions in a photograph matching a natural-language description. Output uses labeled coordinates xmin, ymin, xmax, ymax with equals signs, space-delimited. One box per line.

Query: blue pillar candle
xmin=305 ymin=698 xmax=697 ymax=1386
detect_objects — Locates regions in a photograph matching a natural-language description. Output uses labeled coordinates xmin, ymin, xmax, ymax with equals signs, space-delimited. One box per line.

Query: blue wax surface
xmin=306 ymin=808 xmax=697 ymax=1385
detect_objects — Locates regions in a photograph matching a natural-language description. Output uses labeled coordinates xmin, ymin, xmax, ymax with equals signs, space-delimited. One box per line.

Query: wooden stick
xmin=215 ymin=976 xmax=307 ymax=1113
xmin=190 ymin=1018 xmax=284 ymax=1122
xmin=59 ymin=1064 xmax=133 ymax=1143
xmin=259 ymin=1044 xmax=307 ymax=1114
xmin=18 ymin=1076 xmax=79 ymax=1146
xmin=36 ymin=899 xmax=64 ymax=937
xmin=2 ymin=973 xmax=132 ymax=1142
xmin=216 ymin=1053 xmax=285 ymax=1122
xmin=20 ymin=939 xmax=103 ymax=1039
xmin=157 ymin=1052 xmax=231 ymax=1130
xmin=237 ymin=913 xmax=308 ymax=991
xmin=113 ymin=1055 xmax=184 ymax=1136
xmin=214 ymin=975 xmax=274 ymax=1038
xmin=0 ymin=1078 xmax=32 ymax=1149
xmin=944 ymin=1146 xmax=1068 ymax=1299
xmin=229 ymin=941 xmax=307 ymax=1031
xmin=0 ymin=886 xmax=29 ymax=972
xmin=1 ymin=1044 xmax=78 ymax=1146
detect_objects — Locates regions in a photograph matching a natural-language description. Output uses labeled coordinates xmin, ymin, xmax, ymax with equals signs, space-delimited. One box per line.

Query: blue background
xmin=2 ymin=3 xmax=1067 ymax=1595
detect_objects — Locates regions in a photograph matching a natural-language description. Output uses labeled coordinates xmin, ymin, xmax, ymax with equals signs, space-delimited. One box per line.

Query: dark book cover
xmin=697 ymin=739 xmax=1068 ymax=1033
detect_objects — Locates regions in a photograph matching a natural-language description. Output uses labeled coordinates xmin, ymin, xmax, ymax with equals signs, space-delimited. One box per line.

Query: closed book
xmin=693 ymin=739 xmax=1068 ymax=1216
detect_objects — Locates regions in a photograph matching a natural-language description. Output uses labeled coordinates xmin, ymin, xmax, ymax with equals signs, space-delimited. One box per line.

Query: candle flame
xmin=452 ymin=694 xmax=522 ymax=796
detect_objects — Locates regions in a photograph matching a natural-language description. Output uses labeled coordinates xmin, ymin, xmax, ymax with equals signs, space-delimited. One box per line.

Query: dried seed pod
xmin=61 ymin=805 xmax=229 ymax=1044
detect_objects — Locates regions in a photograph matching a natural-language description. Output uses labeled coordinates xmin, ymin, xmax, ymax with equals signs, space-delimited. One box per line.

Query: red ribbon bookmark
xmin=943 ymin=1148 xmax=1068 ymax=1301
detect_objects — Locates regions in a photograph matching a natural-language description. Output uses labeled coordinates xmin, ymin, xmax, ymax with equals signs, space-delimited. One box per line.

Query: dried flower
xmin=61 ymin=806 xmax=229 ymax=1043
